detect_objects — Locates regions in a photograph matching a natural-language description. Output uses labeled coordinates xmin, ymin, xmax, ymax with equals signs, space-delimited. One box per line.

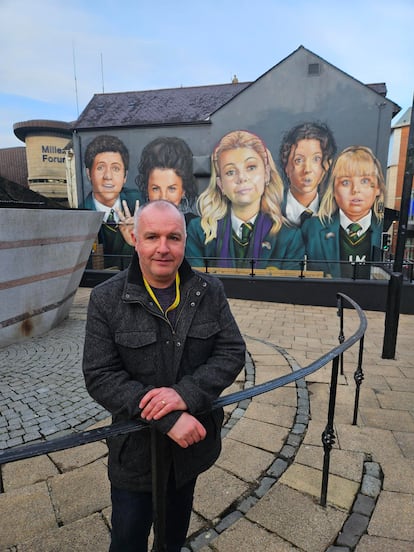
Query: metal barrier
xmin=0 ymin=292 xmax=367 ymax=551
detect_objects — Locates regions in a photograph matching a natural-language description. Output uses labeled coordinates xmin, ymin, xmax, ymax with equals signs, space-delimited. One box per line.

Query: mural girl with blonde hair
xmin=302 ymin=145 xmax=386 ymax=278
xmin=185 ymin=130 xmax=304 ymax=268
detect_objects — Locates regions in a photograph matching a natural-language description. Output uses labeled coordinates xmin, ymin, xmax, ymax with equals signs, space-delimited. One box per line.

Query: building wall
xmin=25 ymin=135 xmax=69 ymax=199
xmin=75 ymin=49 xmax=396 ymax=204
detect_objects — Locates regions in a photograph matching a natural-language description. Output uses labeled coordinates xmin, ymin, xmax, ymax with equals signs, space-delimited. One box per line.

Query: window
xmin=308 ymin=63 xmax=320 ymax=76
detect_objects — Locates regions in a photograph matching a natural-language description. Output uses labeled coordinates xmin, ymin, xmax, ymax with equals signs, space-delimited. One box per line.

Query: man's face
xmin=334 ymin=174 xmax=380 ymax=222
xmin=87 ymin=151 xmax=127 ymax=207
xmin=132 ymin=204 xmax=186 ymax=288
xmin=285 ymin=139 xmax=325 ymax=205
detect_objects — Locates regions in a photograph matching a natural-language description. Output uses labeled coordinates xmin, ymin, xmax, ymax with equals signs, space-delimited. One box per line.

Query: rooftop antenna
xmin=72 ymin=42 xmax=79 ymax=117
xmin=100 ymin=52 xmax=105 ymax=93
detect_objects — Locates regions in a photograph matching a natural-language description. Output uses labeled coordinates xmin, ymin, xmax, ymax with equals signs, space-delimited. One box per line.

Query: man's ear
xmin=123 ymin=170 xmax=128 ymax=184
xmin=86 ymin=168 xmax=91 ymax=181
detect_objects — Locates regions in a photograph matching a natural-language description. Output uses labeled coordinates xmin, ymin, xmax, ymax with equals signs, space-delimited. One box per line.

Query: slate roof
xmin=0 ymin=147 xmax=28 ymax=188
xmin=73 ymin=46 xmax=401 ymax=131
xmin=74 ymin=82 xmax=250 ymax=129
xmin=0 ymin=176 xmax=66 ymax=209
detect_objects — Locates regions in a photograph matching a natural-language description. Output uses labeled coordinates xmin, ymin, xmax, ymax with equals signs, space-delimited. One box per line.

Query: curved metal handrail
xmin=0 ymin=292 xmax=366 ymax=466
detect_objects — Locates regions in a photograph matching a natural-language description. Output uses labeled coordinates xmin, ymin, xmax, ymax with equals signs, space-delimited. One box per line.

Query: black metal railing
xmin=0 ymin=292 xmax=367 ymax=551
xmin=86 ymin=249 xmax=414 ymax=282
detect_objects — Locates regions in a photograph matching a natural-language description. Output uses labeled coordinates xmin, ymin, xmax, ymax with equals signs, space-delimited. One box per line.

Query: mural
xmin=79 ymin=127 xmax=385 ymax=279
xmin=135 ymin=136 xmax=198 ymax=226
xmin=302 ymin=145 xmax=385 ymax=278
xmin=81 ymin=135 xmax=143 ymax=269
xmin=185 ymin=130 xmax=304 ymax=269
xmin=278 ymin=122 xmax=337 ymax=227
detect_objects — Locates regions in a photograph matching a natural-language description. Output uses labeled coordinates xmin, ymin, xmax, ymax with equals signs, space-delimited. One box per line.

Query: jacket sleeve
xmin=172 ymin=278 xmax=246 ymax=415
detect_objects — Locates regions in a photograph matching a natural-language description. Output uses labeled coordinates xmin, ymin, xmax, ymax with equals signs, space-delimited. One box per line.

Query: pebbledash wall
xmin=13 ymin=119 xmax=72 ymax=203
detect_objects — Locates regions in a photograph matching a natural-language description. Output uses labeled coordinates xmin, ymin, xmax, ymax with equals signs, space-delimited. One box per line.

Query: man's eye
xmin=112 ymin=166 xmax=121 ymax=173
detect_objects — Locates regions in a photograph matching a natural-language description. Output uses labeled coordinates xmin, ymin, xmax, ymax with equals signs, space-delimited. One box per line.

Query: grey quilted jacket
xmin=82 ymin=253 xmax=245 ymax=491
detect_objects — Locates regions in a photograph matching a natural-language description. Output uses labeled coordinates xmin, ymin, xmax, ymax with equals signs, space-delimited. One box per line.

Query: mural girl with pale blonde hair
xmin=302 ymin=145 xmax=386 ymax=278
xmin=185 ymin=130 xmax=304 ymax=268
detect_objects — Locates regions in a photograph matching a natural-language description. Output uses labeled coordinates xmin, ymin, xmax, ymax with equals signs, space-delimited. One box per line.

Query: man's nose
xmin=157 ymin=237 xmax=169 ymax=252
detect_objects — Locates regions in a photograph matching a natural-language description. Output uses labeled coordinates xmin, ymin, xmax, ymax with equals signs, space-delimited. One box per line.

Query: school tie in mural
xmin=347 ymin=223 xmax=362 ymax=243
xmin=241 ymin=222 xmax=253 ymax=245
xmin=300 ymin=209 xmax=313 ymax=224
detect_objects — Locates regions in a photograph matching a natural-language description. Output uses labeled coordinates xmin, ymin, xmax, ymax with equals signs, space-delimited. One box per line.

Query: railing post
xmin=353 ymin=335 xmax=365 ymax=425
xmin=337 ymin=295 xmax=345 ymax=376
xmin=320 ymin=354 xmax=340 ymax=507
xmin=382 ymin=272 xmax=403 ymax=359
xmin=249 ymin=258 xmax=256 ymax=277
xmin=151 ymin=427 xmax=168 ymax=552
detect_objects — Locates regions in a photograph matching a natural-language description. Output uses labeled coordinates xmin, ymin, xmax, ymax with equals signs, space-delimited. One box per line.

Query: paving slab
xmin=2 ymin=454 xmax=59 ymax=491
xmin=279 ymin=463 xmax=359 ymax=511
xmin=0 ymin=482 xmax=57 ymax=547
xmin=48 ymin=460 xmax=110 ymax=525
xmin=17 ymin=513 xmax=111 ymax=552
xmin=247 ymin=483 xmax=347 ymax=552
xmin=368 ymin=491 xmax=414 ymax=541
xmin=193 ymin=465 xmax=250 ymax=521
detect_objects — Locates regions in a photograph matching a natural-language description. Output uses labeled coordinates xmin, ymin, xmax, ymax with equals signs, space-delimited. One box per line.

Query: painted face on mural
xmin=334 ymin=174 xmax=380 ymax=221
xmin=87 ymin=151 xmax=127 ymax=207
xmin=285 ymin=139 xmax=325 ymax=205
xmin=217 ymin=147 xmax=266 ymax=218
xmin=147 ymin=168 xmax=184 ymax=206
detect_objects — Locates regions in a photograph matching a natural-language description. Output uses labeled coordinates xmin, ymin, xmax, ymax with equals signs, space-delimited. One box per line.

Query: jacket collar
xmin=123 ymin=251 xmax=196 ymax=300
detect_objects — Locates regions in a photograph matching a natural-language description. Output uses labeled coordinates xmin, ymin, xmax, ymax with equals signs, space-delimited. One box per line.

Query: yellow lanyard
xmin=143 ymin=273 xmax=181 ymax=315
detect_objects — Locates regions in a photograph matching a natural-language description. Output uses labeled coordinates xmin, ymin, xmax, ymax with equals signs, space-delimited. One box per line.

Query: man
xmin=279 ymin=122 xmax=336 ymax=226
xmin=82 ymin=134 xmax=143 ymax=268
xmin=83 ymin=200 xmax=246 ymax=551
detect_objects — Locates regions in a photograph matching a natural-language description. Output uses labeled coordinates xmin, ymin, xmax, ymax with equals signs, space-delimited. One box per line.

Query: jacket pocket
xmin=115 ymin=330 xmax=158 ymax=376
xmin=115 ymin=330 xmax=157 ymax=348
xmin=108 ymin=432 xmax=151 ymax=478
xmin=184 ymin=321 xmax=221 ymax=368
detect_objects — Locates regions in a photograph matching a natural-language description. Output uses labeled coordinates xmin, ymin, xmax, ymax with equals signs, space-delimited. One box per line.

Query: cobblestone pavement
xmin=0 ymin=287 xmax=413 ymax=551
xmin=0 ymin=289 xmax=107 ymax=450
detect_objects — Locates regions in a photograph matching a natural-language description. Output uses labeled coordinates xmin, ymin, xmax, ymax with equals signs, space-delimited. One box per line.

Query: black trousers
xmin=109 ymin=472 xmax=196 ymax=552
